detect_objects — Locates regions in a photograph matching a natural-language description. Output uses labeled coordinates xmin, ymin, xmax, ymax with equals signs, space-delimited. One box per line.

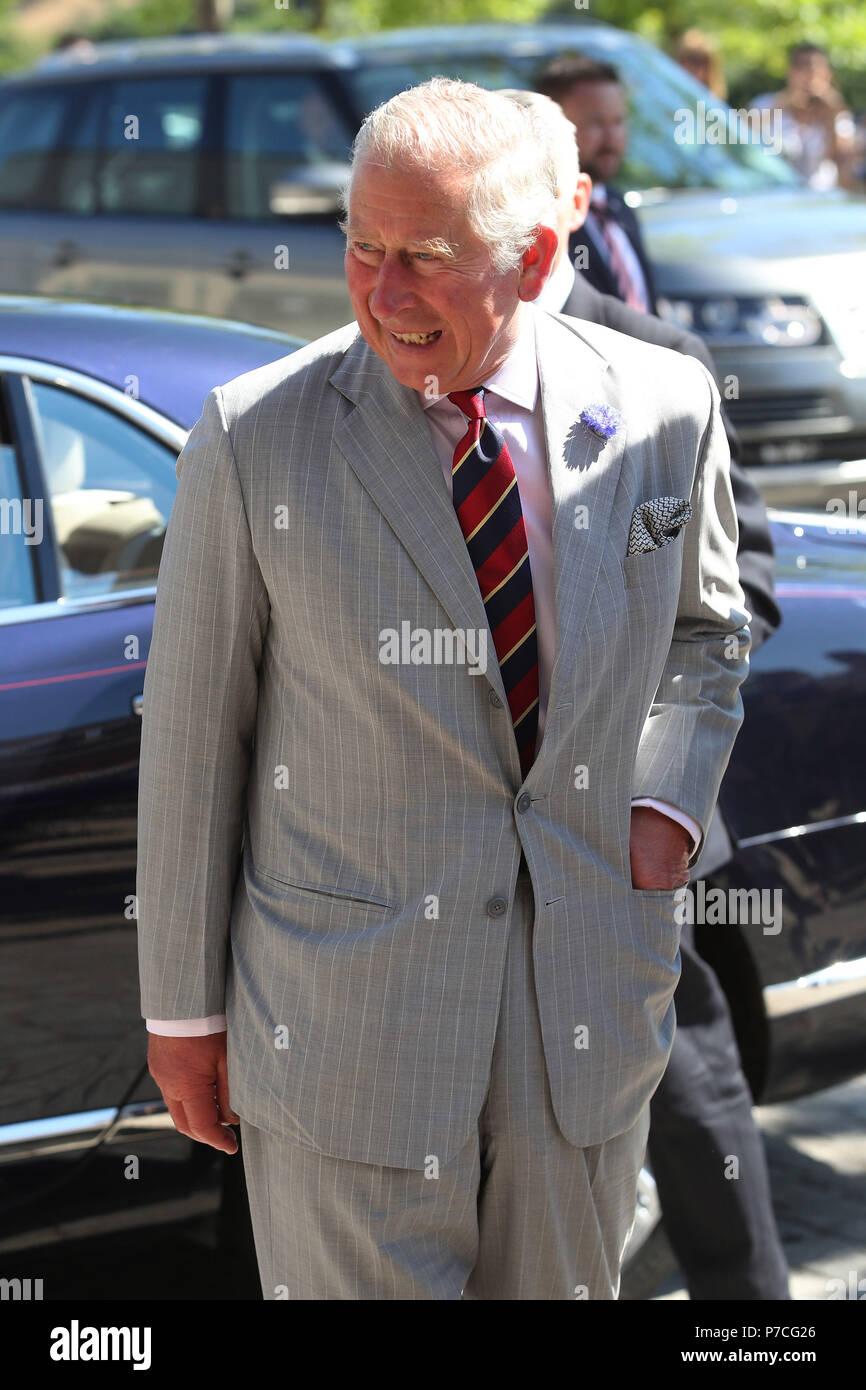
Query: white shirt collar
xmin=416 ymin=304 xmax=538 ymax=414
xmin=534 ymin=254 xmax=576 ymax=314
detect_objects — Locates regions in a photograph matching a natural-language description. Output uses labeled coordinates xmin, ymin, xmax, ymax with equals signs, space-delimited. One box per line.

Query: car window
xmin=29 ymin=381 xmax=177 ymax=599
xmin=97 ymin=76 xmax=207 ymax=216
xmin=0 ymin=85 xmax=69 ymax=209
xmin=54 ymin=83 xmax=110 ymax=215
xmin=224 ymin=73 xmax=353 ymax=219
xmin=351 ymin=58 xmax=522 ymax=114
xmin=349 ymin=40 xmax=801 ymax=194
xmin=0 ymin=393 xmax=38 ymax=608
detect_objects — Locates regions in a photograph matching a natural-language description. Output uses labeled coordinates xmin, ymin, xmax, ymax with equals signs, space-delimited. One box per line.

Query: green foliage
xmin=554 ymin=0 xmax=866 ymax=109
xmin=2 ymin=0 xmax=864 ymax=108
xmin=87 ymin=0 xmax=198 ymax=41
xmin=325 ymin=0 xmax=551 ymax=35
xmin=0 ymin=0 xmax=38 ymax=75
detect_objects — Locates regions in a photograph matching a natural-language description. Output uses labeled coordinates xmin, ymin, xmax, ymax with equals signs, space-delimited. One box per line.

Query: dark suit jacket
xmin=568 ymin=190 xmax=658 ymax=314
xmin=560 ymin=273 xmax=781 ymax=874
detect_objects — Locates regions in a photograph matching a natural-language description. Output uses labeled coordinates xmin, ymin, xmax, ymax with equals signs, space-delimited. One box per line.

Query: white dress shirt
xmin=147 ymin=301 xmax=699 ymax=1036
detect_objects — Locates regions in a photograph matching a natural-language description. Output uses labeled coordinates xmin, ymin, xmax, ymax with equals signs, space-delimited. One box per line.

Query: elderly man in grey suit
xmin=137 ymin=78 xmax=751 ymax=1301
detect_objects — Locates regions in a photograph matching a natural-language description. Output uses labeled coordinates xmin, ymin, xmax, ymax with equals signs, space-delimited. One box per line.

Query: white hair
xmin=340 ymin=77 xmax=558 ymax=274
xmin=498 ymin=89 xmax=581 ymax=201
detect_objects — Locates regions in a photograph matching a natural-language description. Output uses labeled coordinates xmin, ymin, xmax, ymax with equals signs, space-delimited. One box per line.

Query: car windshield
xmin=347 ymin=30 xmax=802 ymax=195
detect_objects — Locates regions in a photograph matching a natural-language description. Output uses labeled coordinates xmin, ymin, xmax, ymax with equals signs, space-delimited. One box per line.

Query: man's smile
xmin=388 ymin=329 xmax=443 ymax=346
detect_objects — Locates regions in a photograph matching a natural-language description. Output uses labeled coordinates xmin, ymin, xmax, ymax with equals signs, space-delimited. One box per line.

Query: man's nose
xmin=369 ymin=255 xmax=416 ymax=319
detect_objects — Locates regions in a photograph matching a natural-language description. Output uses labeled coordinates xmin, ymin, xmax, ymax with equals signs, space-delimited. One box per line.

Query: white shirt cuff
xmin=631 ymin=798 xmax=702 ymax=854
xmin=146 ymin=1015 xmax=227 ymax=1036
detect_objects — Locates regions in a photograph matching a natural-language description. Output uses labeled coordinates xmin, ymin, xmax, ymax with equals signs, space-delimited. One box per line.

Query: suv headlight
xmin=657 ymin=295 xmax=824 ymax=347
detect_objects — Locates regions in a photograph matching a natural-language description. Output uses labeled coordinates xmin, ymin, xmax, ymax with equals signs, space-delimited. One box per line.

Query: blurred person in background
xmin=505 ymin=87 xmax=789 ymax=1301
xmin=53 ymin=32 xmax=96 ymax=55
xmin=752 ymin=43 xmax=857 ymax=190
xmin=536 ymin=57 xmax=656 ymax=315
xmin=674 ymin=28 xmax=728 ymax=100
xmin=853 ymin=113 xmax=866 ymax=189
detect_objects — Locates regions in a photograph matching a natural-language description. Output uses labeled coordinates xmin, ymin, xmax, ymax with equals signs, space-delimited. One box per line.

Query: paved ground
xmin=654 ymin=1074 xmax=866 ymax=1300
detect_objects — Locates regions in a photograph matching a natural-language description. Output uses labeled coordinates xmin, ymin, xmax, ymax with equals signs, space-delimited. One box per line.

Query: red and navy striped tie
xmin=448 ymin=387 xmax=539 ymax=777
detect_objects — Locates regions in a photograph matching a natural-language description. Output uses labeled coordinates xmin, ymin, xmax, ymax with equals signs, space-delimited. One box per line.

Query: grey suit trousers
xmin=238 ymin=866 xmax=650 ymax=1300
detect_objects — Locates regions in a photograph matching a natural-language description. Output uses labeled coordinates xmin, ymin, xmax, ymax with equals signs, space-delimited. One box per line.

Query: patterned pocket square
xmin=627 ymin=496 xmax=692 ymax=556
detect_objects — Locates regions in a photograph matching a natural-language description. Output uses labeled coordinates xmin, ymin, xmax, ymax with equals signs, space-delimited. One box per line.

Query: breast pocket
xmin=622 ymin=526 xmax=685 ymax=591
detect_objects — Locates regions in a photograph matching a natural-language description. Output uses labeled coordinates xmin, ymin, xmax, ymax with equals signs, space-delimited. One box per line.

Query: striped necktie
xmin=590 ymin=200 xmax=649 ymax=313
xmin=447 ymin=386 xmax=539 ymax=777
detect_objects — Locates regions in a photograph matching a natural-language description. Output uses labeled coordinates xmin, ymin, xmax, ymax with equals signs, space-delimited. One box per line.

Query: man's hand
xmin=147 ymin=1032 xmax=240 ymax=1154
xmin=629 ymin=806 xmax=691 ymax=890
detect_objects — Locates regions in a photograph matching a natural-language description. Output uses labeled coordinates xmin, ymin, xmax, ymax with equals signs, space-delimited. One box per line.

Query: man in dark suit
xmin=536 ymin=56 xmax=657 ymax=314
xmin=505 ymin=88 xmax=790 ymax=1299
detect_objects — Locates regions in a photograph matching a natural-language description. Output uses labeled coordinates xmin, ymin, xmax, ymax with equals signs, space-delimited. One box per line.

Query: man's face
xmin=344 ymin=156 xmax=548 ymax=395
xmin=680 ymin=54 xmax=712 ymax=88
xmin=788 ymin=52 xmax=833 ymax=97
xmin=556 ymin=81 xmax=628 ymax=185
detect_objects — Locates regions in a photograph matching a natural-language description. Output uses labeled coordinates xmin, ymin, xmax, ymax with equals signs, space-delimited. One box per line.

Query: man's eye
xmin=413 ymin=251 xmax=435 ymax=261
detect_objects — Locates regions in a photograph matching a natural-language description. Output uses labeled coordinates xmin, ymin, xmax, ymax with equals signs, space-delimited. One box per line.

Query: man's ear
xmin=518 ymin=224 xmax=559 ymax=301
xmin=571 ymin=172 xmax=593 ymax=232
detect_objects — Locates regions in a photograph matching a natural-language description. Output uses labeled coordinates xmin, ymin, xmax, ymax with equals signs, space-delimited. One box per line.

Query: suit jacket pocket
xmin=628 ymin=885 xmax=684 ymax=975
xmin=622 ymin=525 xmax=684 ymax=590
xmin=256 ymin=866 xmax=393 ymax=910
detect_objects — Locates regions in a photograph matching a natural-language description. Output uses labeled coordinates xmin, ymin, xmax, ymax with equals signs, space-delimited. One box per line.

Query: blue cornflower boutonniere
xmin=580 ymin=404 xmax=622 ymax=441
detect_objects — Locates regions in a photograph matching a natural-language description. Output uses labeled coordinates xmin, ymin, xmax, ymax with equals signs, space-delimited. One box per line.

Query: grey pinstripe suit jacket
xmin=137 ymin=306 xmax=751 ymax=1170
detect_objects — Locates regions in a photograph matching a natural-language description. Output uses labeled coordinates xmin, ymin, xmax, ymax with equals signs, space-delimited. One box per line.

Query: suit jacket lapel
xmin=534 ymin=309 xmax=628 ymax=725
xmin=330 ymin=336 xmax=508 ymax=704
xmin=330 ymin=314 xmax=629 ymax=743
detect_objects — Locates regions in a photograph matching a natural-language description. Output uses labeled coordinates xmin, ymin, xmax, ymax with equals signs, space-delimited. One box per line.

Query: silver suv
xmin=1 ymin=22 xmax=865 ymax=473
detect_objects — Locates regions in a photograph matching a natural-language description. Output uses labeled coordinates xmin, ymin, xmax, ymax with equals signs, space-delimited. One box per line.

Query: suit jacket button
xmin=486 ymin=896 xmax=507 ymax=918
xmin=488 ymin=690 xmax=503 ymax=708
xmin=516 ymin=792 xmax=531 ymax=814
